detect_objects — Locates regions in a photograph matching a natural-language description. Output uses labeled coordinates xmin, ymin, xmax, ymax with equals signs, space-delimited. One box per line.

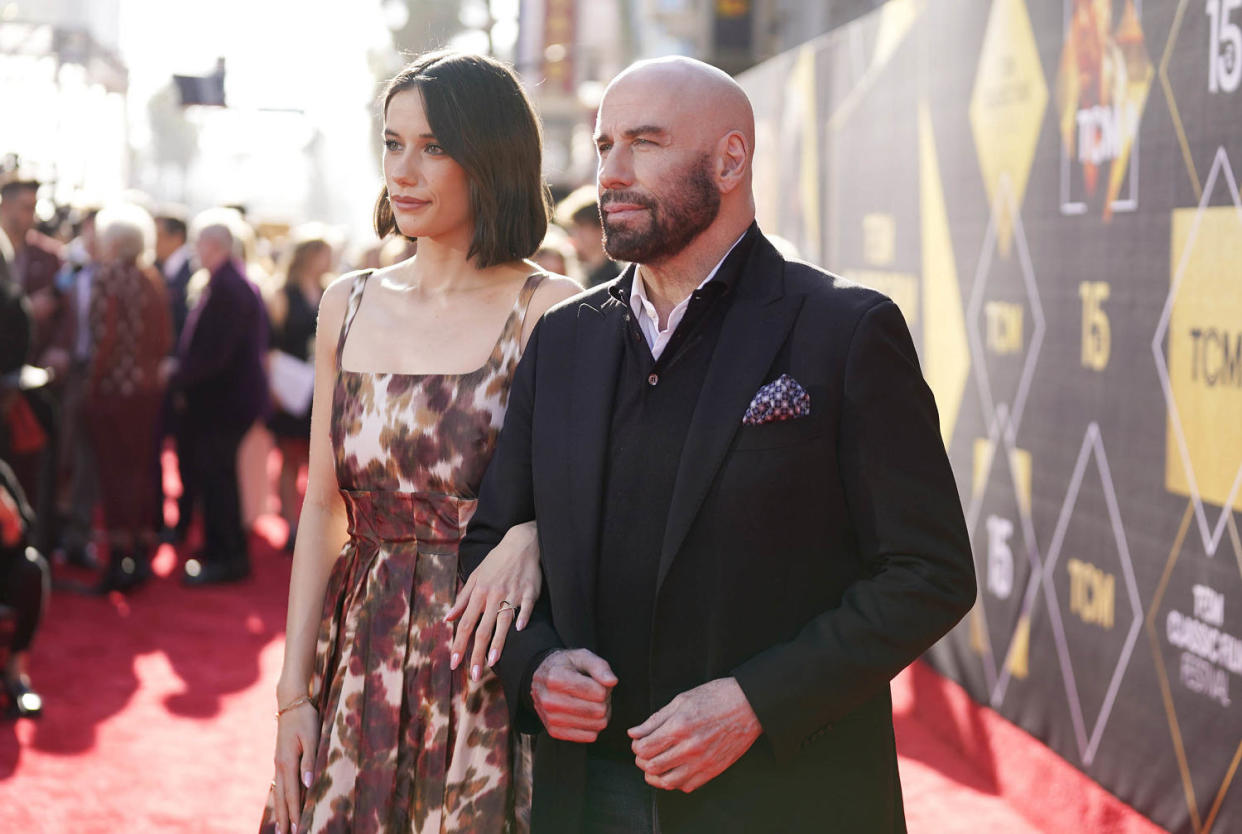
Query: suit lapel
xmin=564 ymin=281 xmax=628 ymax=649
xmin=657 ymin=239 xmax=805 ymax=591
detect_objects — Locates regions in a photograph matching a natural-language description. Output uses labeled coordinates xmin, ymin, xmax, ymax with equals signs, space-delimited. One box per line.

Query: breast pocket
xmin=731 ymin=414 xmax=824 ymax=451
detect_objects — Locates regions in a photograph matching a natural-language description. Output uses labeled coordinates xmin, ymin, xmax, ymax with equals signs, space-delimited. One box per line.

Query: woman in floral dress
xmin=261 ymin=51 xmax=580 ymax=834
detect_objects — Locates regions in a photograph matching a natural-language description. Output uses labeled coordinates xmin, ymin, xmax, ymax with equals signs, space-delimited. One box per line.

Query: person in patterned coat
xmin=84 ymin=203 xmax=171 ymax=592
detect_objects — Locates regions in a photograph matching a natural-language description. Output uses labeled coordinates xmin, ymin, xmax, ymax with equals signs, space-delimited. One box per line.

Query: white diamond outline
xmin=1151 ymin=146 xmax=1242 ymax=558
xmin=1041 ymin=422 xmax=1143 ymax=766
xmin=964 ymin=404 xmax=1044 ymax=708
xmin=966 ymin=172 xmax=1046 ymax=438
xmin=1057 ymin=0 xmax=1145 ymax=218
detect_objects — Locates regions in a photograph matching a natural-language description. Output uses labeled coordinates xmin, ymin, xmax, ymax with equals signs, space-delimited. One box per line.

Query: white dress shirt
xmin=628 ymin=232 xmax=746 ymax=361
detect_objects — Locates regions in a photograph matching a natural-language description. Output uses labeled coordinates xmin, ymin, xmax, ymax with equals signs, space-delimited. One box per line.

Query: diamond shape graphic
xmin=967 ymin=174 xmax=1046 ymax=437
xmin=965 ymin=406 xmax=1044 ymax=707
xmin=1152 ymin=147 xmax=1242 ymax=557
xmin=1146 ymin=506 xmax=1242 ymax=833
xmin=970 ymin=0 xmax=1049 ymax=256
xmin=1042 ymin=422 xmax=1143 ymax=766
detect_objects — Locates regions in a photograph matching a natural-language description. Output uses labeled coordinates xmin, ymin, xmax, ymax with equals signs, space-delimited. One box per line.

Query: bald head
xmin=604 ymin=57 xmax=755 ymax=157
xmin=594 ymin=57 xmax=756 ymax=266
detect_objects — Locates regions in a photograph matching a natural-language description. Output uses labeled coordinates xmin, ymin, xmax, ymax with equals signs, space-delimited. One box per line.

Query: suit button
xmin=648 ymin=373 xmax=659 ymax=386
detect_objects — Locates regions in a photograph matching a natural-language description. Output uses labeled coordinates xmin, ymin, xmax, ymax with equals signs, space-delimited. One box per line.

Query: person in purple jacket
xmin=169 ymin=209 xmax=269 ymax=586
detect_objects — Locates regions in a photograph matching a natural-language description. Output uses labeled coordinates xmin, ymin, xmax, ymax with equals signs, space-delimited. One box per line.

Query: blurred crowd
xmin=0 ymin=166 xmax=619 ymax=721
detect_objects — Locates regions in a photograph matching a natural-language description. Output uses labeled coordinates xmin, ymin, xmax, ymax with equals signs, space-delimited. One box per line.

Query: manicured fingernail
xmin=450 ymin=652 xmax=460 ymax=669
xmin=291 ymin=825 xmax=297 ymax=834
xmin=487 ymin=649 xmax=498 ymax=667
xmin=517 ymin=618 xmax=526 ymax=631
xmin=303 ymin=771 xmax=312 ymax=788
xmin=471 ymin=664 xmax=481 ymax=681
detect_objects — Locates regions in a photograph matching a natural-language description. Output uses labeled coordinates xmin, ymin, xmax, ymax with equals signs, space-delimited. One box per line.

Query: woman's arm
xmin=270 ymin=275 xmax=352 ymax=834
xmin=445 ymin=272 xmax=582 ymax=678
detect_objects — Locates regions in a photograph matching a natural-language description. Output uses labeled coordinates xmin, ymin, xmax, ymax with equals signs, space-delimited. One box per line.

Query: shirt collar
xmin=163 ymin=243 xmax=193 ymax=279
xmin=612 ymin=224 xmax=754 ymax=310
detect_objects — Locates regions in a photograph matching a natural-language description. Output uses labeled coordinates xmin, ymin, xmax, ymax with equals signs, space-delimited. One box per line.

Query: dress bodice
xmin=329 ymin=269 xmax=544 ymax=498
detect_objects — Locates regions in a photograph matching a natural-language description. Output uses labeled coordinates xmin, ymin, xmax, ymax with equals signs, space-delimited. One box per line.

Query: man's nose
xmin=597 ymin=148 xmax=633 ymax=190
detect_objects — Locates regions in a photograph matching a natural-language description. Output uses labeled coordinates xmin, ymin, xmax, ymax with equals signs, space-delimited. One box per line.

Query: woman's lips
xmin=391 ymin=196 xmax=429 ymax=211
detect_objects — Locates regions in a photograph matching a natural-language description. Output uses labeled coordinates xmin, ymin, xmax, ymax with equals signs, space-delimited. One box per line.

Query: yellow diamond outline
xmin=1145 ymin=504 xmax=1242 ymax=833
xmin=969 ymin=0 xmax=1049 ymax=257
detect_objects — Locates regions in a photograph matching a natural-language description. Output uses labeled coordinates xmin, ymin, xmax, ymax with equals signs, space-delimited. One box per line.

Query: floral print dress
xmin=261 ymin=269 xmax=544 ymax=833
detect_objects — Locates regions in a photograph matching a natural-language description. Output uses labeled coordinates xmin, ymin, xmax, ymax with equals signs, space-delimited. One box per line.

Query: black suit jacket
xmin=460 ymin=228 xmax=976 ymax=833
xmin=172 ymin=260 xmax=269 ymax=432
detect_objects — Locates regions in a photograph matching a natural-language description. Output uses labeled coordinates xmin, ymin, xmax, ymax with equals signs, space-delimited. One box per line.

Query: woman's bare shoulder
xmin=520 ymin=272 xmax=583 ymax=347
xmin=317 ymin=270 xmax=366 ymax=326
xmin=529 ymin=272 xmax=583 ymax=318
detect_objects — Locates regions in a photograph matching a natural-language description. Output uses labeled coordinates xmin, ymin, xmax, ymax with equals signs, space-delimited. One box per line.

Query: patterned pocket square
xmin=742 ymin=374 xmax=811 ymax=425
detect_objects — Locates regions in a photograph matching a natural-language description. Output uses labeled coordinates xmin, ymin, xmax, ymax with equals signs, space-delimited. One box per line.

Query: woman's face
xmin=382 ymin=88 xmax=472 ymax=247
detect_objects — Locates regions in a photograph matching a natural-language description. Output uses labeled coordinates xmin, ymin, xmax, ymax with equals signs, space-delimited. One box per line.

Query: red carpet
xmin=0 ymin=453 xmax=1164 ymax=832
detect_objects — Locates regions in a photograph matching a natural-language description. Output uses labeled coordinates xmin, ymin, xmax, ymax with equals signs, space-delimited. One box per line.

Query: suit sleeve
xmin=732 ymin=298 xmax=976 ymax=762
xmin=173 ymin=278 xmax=251 ymax=388
xmin=459 ymin=320 xmax=564 ymax=732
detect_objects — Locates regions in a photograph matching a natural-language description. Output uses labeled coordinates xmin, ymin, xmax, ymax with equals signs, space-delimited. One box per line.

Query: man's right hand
xmin=531 ymin=648 xmax=617 ymax=742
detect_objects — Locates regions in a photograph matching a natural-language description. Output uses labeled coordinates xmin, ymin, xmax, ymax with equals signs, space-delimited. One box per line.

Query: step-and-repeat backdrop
xmin=739 ymin=1 xmax=1241 ymax=831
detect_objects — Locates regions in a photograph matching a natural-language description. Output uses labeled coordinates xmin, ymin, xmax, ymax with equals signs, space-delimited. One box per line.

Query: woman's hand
xmin=446 ymin=520 xmax=540 ymax=680
xmin=272 ymin=700 xmax=319 ymax=834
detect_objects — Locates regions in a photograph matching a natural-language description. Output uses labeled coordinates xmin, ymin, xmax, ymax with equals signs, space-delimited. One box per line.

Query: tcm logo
xmin=1164 ymin=205 xmax=1242 ymax=509
xmin=1075 ymin=101 xmax=1141 ymax=167
xmin=1056 ymin=0 xmax=1153 ymax=219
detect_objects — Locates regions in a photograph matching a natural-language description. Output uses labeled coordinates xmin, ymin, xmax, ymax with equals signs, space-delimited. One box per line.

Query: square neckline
xmin=336 ymin=269 xmax=546 ymax=379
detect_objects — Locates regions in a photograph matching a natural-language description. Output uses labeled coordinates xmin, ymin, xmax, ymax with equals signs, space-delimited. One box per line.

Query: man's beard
xmin=600 ymin=153 xmax=720 ymax=264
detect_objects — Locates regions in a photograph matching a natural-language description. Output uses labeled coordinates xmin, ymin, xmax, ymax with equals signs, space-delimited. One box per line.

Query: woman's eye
xmin=425 ymin=143 xmax=445 ymax=155
xmin=384 ymin=139 xmax=401 ymax=152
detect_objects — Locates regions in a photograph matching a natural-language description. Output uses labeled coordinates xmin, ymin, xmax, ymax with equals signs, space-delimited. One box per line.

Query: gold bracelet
xmin=275 ymin=695 xmax=312 ymax=719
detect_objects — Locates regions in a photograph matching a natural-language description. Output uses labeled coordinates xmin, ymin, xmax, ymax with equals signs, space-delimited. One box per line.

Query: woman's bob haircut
xmin=373 ymin=51 xmax=551 ymax=268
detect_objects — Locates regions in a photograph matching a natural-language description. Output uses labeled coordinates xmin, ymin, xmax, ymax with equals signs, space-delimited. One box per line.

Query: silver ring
xmin=497 ymin=600 xmax=519 ymax=614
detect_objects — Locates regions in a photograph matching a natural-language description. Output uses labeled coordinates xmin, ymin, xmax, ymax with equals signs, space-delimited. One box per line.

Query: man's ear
xmin=716 ymin=130 xmax=749 ymax=194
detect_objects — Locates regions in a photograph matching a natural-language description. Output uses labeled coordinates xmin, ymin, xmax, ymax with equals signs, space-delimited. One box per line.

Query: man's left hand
xmin=628 ymin=677 xmax=761 ymax=793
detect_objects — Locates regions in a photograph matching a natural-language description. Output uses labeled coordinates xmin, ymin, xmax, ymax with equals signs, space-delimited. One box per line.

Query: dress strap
xmin=334 ymin=270 xmax=374 ymax=367
xmin=514 ymin=271 xmax=548 ymax=334
xmin=487 ymin=271 xmax=547 ymax=373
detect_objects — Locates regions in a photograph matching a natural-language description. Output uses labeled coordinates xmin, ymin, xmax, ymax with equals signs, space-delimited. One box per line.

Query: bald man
xmin=459 ymin=57 xmax=975 ymax=832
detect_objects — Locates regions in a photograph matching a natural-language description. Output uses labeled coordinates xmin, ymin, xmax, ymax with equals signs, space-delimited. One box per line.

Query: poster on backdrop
xmin=740 ymin=1 xmax=1242 ymax=832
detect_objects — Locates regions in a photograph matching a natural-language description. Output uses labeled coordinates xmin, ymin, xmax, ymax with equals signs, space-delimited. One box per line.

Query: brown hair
xmin=281 ymin=232 xmax=332 ymax=289
xmin=373 ymin=51 xmax=550 ymax=268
